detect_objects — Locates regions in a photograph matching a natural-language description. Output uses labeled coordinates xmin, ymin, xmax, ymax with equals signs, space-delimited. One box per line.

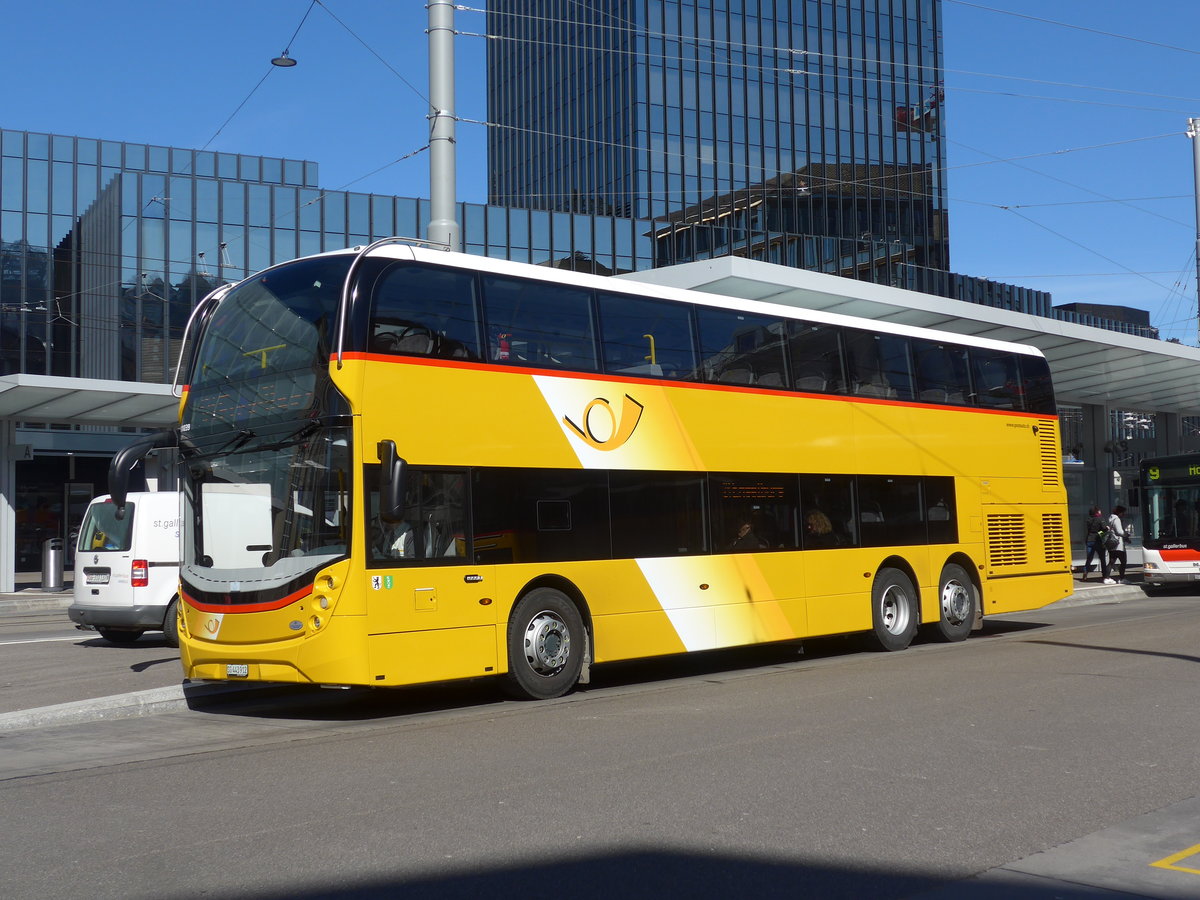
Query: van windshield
xmin=78 ymin=501 xmax=134 ymax=553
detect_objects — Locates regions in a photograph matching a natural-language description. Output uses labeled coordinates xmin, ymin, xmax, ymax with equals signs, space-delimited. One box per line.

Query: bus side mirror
xmin=377 ymin=440 xmax=407 ymax=523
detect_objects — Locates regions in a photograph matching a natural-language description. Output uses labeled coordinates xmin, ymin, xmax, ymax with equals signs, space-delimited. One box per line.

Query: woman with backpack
xmin=1101 ymin=505 xmax=1130 ymax=584
xmin=1082 ymin=506 xmax=1107 ymax=581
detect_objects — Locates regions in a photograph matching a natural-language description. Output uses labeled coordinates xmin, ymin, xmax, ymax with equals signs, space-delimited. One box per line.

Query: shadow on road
xmin=223 ymin=848 xmax=1131 ymax=900
xmin=183 ymin=624 xmax=1063 ymax=726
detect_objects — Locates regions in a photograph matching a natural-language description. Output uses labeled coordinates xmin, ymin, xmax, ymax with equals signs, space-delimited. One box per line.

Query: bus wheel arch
xmin=502 ymin=579 xmax=591 ymax=700
xmin=868 ymin=560 xmax=919 ymax=652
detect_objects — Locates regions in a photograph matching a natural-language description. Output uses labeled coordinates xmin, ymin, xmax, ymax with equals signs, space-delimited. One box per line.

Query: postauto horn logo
xmin=563 ymin=394 xmax=644 ymax=451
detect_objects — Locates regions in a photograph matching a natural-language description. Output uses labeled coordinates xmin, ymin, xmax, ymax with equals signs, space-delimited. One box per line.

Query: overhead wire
xmin=17 ymin=5 xmax=1200 ymax=348
xmin=195 ymin=1 xmax=319 ymax=154
xmin=944 ymin=0 xmax=1200 ymax=58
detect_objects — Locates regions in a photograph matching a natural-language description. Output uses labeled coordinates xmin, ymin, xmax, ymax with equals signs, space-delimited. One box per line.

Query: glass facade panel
xmin=488 ymin=0 xmax=947 ymax=270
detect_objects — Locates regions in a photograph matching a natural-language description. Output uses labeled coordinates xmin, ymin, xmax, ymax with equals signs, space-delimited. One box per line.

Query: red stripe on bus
xmin=182 ymin=585 xmax=312 ymax=614
xmin=1158 ymin=549 xmax=1200 ymax=561
xmin=336 ymin=352 xmax=1052 ymax=418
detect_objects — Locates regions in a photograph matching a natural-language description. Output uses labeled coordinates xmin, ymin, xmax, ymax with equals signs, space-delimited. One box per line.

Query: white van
xmin=67 ymin=492 xmax=181 ymax=647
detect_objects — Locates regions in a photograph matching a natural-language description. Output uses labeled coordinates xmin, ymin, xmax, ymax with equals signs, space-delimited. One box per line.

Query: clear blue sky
xmin=4 ymin=1 xmax=1200 ymax=343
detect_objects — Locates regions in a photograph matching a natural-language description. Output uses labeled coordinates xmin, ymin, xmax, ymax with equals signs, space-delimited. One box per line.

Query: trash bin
xmin=41 ymin=537 xmax=65 ymax=593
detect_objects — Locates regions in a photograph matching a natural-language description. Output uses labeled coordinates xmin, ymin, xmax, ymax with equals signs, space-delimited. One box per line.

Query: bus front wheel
xmin=503 ymin=588 xmax=585 ymax=700
xmin=930 ymin=564 xmax=976 ymax=643
xmin=869 ymin=568 xmax=918 ymax=652
xmin=162 ymin=597 xmax=180 ymax=648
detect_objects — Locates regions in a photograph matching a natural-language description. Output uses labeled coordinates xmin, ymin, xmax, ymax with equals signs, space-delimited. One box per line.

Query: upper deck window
xmin=368 ymin=262 xmax=481 ymax=361
xmin=697 ymin=308 xmax=789 ymax=387
xmin=599 ymin=292 xmax=697 ymax=380
xmin=481 ymin=275 xmax=597 ymax=371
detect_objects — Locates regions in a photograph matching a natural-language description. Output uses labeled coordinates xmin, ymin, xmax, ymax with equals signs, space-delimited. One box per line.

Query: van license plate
xmin=225 ymin=664 xmax=249 ymax=678
xmin=85 ymin=572 xmax=109 ymax=584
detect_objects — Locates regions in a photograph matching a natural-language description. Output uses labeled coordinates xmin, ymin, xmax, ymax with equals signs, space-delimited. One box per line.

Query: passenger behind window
xmin=728 ymin=519 xmax=769 ymax=551
xmin=803 ymin=509 xmax=838 ymax=548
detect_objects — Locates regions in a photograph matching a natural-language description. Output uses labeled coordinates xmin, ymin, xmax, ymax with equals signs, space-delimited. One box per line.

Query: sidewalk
xmin=0 ymin=572 xmax=74 ymax=614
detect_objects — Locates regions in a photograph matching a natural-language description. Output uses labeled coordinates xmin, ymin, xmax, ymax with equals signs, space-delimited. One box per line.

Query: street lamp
xmin=271 ymin=50 xmax=297 ymax=68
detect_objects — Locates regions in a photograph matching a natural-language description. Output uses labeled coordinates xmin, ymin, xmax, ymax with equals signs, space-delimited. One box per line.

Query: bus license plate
xmin=225 ymin=664 xmax=249 ymax=678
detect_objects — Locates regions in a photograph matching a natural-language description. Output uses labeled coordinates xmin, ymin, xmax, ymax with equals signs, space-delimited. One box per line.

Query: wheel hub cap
xmin=941 ymin=580 xmax=970 ymax=626
xmin=880 ymin=585 xmax=911 ymax=635
xmin=523 ymin=611 xmax=571 ymax=675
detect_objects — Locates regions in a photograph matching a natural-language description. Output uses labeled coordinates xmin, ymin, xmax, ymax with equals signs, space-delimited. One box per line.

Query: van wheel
xmin=869 ymin=568 xmax=918 ymax=652
xmin=96 ymin=627 xmax=144 ymax=644
xmin=502 ymin=588 xmax=585 ymax=700
xmin=929 ymin=564 xmax=976 ymax=642
xmin=162 ymin=597 xmax=180 ymax=648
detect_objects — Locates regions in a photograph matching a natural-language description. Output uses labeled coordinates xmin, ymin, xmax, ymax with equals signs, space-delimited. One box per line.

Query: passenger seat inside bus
xmin=794 ymin=374 xmax=826 ymax=392
xmin=854 ymin=381 xmax=896 ymax=399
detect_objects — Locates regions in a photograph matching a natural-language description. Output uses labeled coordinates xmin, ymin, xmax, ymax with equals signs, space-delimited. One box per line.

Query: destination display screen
xmin=1144 ymin=458 xmax=1200 ymax=485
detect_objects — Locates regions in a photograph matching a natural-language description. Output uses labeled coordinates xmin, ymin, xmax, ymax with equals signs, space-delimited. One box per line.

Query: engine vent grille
xmin=1038 ymin=420 xmax=1061 ymax=489
xmin=1043 ymin=513 xmax=1067 ymax=563
xmin=987 ymin=514 xmax=1028 ymax=567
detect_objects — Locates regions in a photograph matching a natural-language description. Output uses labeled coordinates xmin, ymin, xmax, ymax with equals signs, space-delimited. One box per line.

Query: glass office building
xmin=487 ymin=0 xmax=949 ymax=272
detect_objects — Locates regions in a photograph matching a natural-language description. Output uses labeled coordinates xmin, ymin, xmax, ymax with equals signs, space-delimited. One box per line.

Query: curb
xmin=0 ymin=682 xmax=288 ymax=732
xmin=0 ymin=593 xmax=73 ymax=614
xmin=1051 ymin=583 xmax=1148 ymax=609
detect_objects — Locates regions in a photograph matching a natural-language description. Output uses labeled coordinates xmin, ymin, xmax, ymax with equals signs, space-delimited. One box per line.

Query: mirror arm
xmin=109 ymin=430 xmax=176 ymax=519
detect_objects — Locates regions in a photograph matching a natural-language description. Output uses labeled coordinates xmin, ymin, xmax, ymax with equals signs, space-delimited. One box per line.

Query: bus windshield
xmin=181 ymin=422 xmax=353 ymax=603
xmin=184 ymin=255 xmax=351 ymax=437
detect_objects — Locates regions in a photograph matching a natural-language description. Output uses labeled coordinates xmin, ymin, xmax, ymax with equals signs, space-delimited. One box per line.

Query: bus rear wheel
xmin=869 ymin=568 xmax=918 ymax=652
xmin=503 ymin=588 xmax=585 ymax=700
xmin=929 ymin=564 xmax=976 ymax=643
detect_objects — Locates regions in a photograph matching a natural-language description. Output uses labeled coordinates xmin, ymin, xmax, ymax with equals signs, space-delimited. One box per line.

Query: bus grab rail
xmin=171 ymin=283 xmax=235 ymax=399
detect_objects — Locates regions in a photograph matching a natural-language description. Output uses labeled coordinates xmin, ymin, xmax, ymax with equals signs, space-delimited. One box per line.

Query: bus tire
xmin=869 ymin=568 xmax=918 ymax=652
xmin=503 ymin=588 xmax=585 ymax=700
xmin=930 ymin=564 xmax=976 ymax=643
xmin=96 ymin=627 xmax=144 ymax=644
xmin=162 ymin=597 xmax=180 ymax=648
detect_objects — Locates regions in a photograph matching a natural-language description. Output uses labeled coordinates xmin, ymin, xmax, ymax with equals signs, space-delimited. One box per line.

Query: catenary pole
xmin=427 ymin=0 xmax=460 ymax=251
xmin=1189 ymin=118 xmax=1200 ymax=345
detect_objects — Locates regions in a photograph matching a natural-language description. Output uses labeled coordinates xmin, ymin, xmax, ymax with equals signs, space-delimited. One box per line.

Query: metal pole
xmin=427 ymin=0 xmax=460 ymax=251
xmin=1188 ymin=118 xmax=1200 ymax=345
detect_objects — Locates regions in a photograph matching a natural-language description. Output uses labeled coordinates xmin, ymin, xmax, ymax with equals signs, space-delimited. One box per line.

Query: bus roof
xmin=257 ymin=242 xmax=1049 ymax=361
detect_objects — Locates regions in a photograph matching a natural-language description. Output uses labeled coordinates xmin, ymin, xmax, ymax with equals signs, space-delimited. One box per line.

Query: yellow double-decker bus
xmin=112 ymin=241 xmax=1072 ymax=699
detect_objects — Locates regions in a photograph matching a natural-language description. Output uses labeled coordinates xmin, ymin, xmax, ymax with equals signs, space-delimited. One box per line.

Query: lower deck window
xmin=366 ymin=465 xmax=959 ymax=566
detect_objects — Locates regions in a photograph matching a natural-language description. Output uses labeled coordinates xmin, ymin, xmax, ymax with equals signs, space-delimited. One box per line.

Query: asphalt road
xmin=0 ymin=611 xmax=182 ymax=714
xmin=4 ymin=597 xmax=1200 ymax=899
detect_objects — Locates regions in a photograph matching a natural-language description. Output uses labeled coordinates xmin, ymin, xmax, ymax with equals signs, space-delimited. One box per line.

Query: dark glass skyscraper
xmin=487 ymin=0 xmax=948 ymax=270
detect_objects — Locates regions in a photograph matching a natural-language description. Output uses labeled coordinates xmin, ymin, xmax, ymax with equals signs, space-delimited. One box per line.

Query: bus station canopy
xmin=624 ymin=257 xmax=1200 ymax=416
xmin=0 ymin=374 xmax=177 ymax=428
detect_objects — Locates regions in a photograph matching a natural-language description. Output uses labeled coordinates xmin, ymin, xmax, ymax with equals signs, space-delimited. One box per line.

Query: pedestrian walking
xmin=1082 ymin=506 xmax=1107 ymax=581
xmin=1102 ymin=505 xmax=1130 ymax=584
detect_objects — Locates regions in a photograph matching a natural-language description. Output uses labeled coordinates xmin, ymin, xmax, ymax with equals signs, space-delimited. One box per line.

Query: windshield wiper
xmin=181 ymin=428 xmax=256 ymax=461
